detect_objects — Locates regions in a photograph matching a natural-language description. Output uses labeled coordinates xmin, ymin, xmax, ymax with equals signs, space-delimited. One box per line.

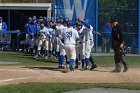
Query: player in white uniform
xmin=34 ymin=22 xmax=50 ymax=59
xmin=59 ymin=20 xmax=79 ymax=71
xmin=75 ymin=22 xmax=86 ymax=69
xmin=55 ymin=19 xmax=66 ymax=69
xmin=77 ymin=17 xmax=94 ymax=70
xmin=48 ymin=19 xmax=56 ymax=58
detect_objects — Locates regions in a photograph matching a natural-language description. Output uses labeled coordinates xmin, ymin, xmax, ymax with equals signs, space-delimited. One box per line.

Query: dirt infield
xmin=0 ymin=66 xmax=140 ymax=86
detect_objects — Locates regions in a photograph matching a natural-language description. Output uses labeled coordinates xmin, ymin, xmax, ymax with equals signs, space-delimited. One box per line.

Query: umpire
xmin=111 ymin=19 xmax=129 ymax=72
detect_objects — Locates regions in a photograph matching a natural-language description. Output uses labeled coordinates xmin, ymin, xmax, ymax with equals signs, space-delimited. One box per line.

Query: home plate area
xmin=0 ymin=66 xmax=140 ymax=86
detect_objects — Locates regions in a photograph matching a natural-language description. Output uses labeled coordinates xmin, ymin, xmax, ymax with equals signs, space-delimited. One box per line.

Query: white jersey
xmin=0 ymin=23 xmax=2 ymax=31
xmin=49 ymin=28 xmax=55 ymax=38
xmin=56 ymin=25 xmax=65 ymax=38
xmin=76 ymin=26 xmax=86 ymax=43
xmin=62 ymin=27 xmax=79 ymax=45
xmin=38 ymin=27 xmax=50 ymax=39
xmin=83 ymin=25 xmax=93 ymax=41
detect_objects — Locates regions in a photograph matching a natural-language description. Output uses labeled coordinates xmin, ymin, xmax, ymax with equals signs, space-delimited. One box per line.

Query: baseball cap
xmin=32 ymin=16 xmax=37 ymax=20
xmin=59 ymin=15 xmax=63 ymax=19
xmin=63 ymin=18 xmax=69 ymax=22
xmin=43 ymin=17 xmax=47 ymax=20
xmin=56 ymin=19 xmax=61 ymax=23
xmin=68 ymin=20 xmax=73 ymax=26
xmin=39 ymin=16 xmax=43 ymax=19
xmin=50 ymin=17 xmax=55 ymax=22
xmin=46 ymin=18 xmax=50 ymax=22
xmin=0 ymin=17 xmax=3 ymax=19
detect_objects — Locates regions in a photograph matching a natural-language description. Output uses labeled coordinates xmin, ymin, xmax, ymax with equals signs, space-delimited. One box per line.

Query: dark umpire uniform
xmin=111 ymin=19 xmax=129 ymax=72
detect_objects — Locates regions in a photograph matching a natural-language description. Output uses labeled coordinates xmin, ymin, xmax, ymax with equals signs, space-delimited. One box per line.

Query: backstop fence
xmin=53 ymin=0 xmax=139 ymax=54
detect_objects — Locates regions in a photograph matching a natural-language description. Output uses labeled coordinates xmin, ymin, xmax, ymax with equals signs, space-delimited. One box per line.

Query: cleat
xmin=74 ymin=65 xmax=78 ymax=69
xmin=84 ymin=66 xmax=90 ymax=70
xmin=70 ymin=67 xmax=74 ymax=72
xmin=111 ymin=68 xmax=121 ymax=73
xmin=81 ymin=65 xmax=85 ymax=71
xmin=61 ymin=65 xmax=65 ymax=69
xmin=123 ymin=67 xmax=128 ymax=72
xmin=78 ymin=62 xmax=81 ymax=65
xmin=90 ymin=64 xmax=97 ymax=70
xmin=34 ymin=55 xmax=38 ymax=59
xmin=58 ymin=65 xmax=62 ymax=69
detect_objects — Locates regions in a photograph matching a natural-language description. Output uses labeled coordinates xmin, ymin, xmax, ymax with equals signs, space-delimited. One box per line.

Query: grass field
xmin=0 ymin=51 xmax=140 ymax=67
xmin=0 ymin=83 xmax=140 ymax=93
xmin=0 ymin=51 xmax=140 ymax=93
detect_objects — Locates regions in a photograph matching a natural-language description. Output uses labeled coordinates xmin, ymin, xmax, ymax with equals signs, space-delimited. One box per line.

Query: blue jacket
xmin=24 ymin=23 xmax=30 ymax=33
xmin=27 ymin=23 xmax=38 ymax=36
xmin=1 ymin=22 xmax=7 ymax=36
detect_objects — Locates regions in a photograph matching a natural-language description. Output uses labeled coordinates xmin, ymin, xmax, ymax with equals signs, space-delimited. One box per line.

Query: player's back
xmin=62 ymin=27 xmax=79 ymax=45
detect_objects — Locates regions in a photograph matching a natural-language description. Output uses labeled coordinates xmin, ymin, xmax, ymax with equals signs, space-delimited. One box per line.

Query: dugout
xmin=0 ymin=3 xmax=51 ymax=50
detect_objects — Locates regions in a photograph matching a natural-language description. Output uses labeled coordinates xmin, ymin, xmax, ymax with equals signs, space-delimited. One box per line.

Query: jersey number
xmin=66 ymin=32 xmax=72 ymax=39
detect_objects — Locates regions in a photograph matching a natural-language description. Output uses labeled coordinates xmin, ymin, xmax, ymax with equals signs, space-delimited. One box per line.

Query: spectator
xmin=0 ymin=17 xmax=7 ymax=50
xmin=101 ymin=22 xmax=112 ymax=53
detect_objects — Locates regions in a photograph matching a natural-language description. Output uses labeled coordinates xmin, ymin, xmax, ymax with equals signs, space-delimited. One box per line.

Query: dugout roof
xmin=0 ymin=3 xmax=51 ymax=10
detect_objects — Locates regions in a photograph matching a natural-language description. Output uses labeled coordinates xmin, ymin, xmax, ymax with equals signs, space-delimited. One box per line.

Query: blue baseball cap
xmin=46 ymin=18 xmax=50 ymax=22
xmin=32 ymin=16 xmax=37 ymax=20
xmin=63 ymin=18 xmax=69 ymax=22
xmin=43 ymin=17 xmax=47 ymax=20
xmin=50 ymin=17 xmax=55 ymax=22
xmin=68 ymin=20 xmax=73 ymax=26
xmin=56 ymin=19 xmax=61 ymax=23
xmin=59 ymin=15 xmax=63 ymax=19
xmin=0 ymin=17 xmax=3 ymax=19
xmin=39 ymin=16 xmax=43 ymax=19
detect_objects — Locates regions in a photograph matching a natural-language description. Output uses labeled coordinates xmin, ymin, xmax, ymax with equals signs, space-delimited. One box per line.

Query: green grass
xmin=93 ymin=56 xmax=140 ymax=67
xmin=0 ymin=51 xmax=57 ymax=66
xmin=0 ymin=52 xmax=140 ymax=92
xmin=0 ymin=51 xmax=140 ymax=67
xmin=0 ymin=83 xmax=140 ymax=93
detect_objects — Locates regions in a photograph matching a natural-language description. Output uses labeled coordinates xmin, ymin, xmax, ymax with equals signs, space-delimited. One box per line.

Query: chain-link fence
xmin=98 ymin=0 xmax=138 ymax=54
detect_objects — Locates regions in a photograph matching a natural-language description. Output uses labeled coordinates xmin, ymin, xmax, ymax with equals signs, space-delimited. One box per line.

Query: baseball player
xmin=55 ymin=19 xmax=66 ymax=69
xmin=24 ymin=17 xmax=32 ymax=53
xmin=77 ymin=17 xmax=94 ymax=70
xmin=59 ymin=20 xmax=79 ymax=71
xmin=34 ymin=22 xmax=50 ymax=59
xmin=26 ymin=16 xmax=38 ymax=53
xmin=48 ymin=19 xmax=56 ymax=58
xmin=0 ymin=17 xmax=7 ymax=50
xmin=75 ymin=21 xmax=86 ymax=69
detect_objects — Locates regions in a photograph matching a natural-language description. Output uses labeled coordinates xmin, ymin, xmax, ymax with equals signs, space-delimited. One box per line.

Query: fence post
xmin=138 ymin=0 xmax=140 ymax=54
xmin=8 ymin=10 xmax=10 ymax=30
xmin=95 ymin=0 xmax=99 ymax=53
